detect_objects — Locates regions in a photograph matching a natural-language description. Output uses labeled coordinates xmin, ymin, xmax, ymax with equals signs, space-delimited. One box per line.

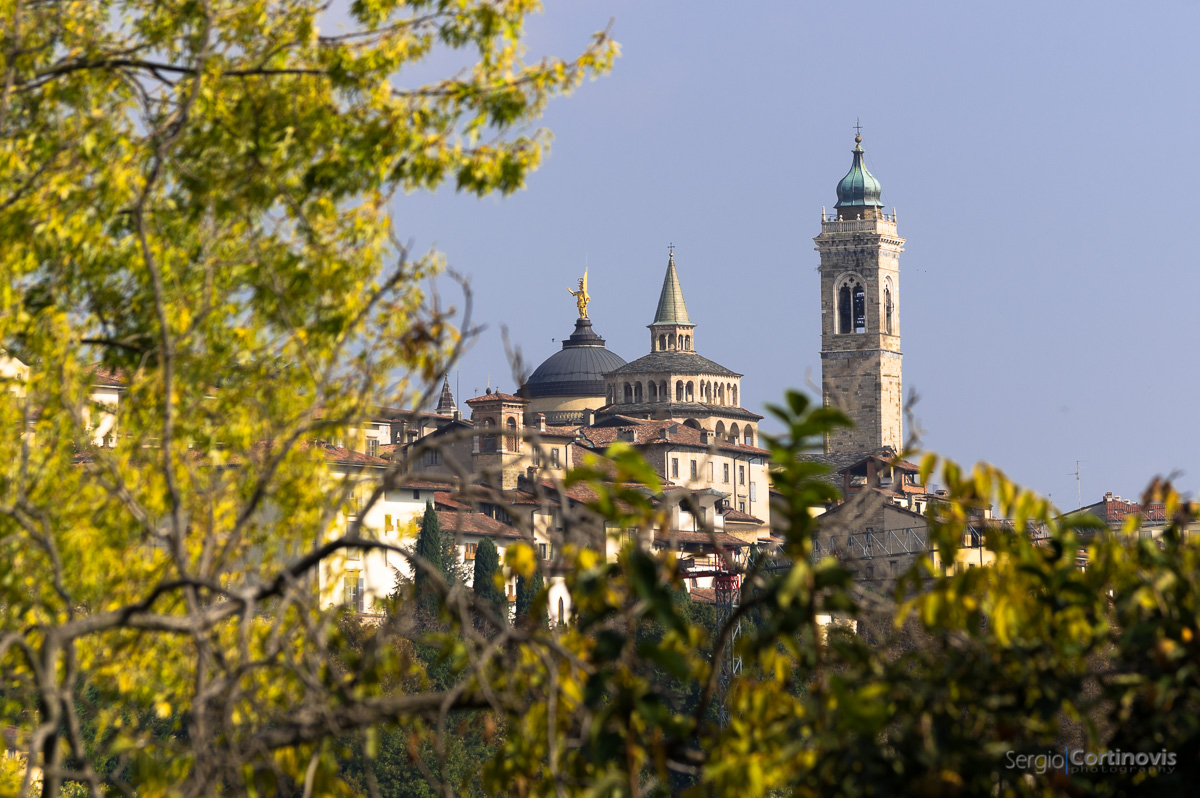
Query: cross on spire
xmin=667 ymin=242 xmax=675 ymax=255
xmin=853 ymin=119 xmax=863 ymax=137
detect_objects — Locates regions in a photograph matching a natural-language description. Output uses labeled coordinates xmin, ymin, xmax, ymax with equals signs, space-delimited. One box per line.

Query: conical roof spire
xmin=651 ymin=249 xmax=693 ymax=327
xmin=435 ymin=374 xmax=456 ymax=414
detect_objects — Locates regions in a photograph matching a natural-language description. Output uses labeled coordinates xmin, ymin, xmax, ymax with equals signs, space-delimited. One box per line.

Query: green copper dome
xmin=834 ymin=135 xmax=884 ymax=209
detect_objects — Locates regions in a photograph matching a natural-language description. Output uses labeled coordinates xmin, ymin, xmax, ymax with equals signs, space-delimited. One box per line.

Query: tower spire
xmin=652 ymin=247 xmax=692 ymax=326
xmin=436 ymin=373 xmax=457 ymax=414
xmin=647 ymin=247 xmax=696 ymax=353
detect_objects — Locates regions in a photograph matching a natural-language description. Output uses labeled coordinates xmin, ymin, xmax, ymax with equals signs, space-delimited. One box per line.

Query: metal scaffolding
xmin=811 ymin=525 xmax=931 ymax=561
xmin=713 ymin=572 xmax=742 ymax=728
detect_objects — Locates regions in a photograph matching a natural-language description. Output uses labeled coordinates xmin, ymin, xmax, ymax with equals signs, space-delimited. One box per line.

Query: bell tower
xmin=815 ymin=132 xmax=905 ymax=454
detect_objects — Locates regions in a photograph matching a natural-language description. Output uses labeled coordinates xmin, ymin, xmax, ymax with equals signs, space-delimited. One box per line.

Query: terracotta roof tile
xmin=579 ymin=418 xmax=768 ymax=456
xmin=722 ymin=508 xmax=763 ymax=524
xmin=653 ymin=530 xmax=751 ymax=548
xmin=89 ymin=364 xmax=128 ymax=388
xmin=464 ymin=392 xmax=527 ymax=404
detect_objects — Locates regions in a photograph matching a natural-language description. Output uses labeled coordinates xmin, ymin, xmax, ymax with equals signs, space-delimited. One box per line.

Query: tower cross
xmin=667 ymin=242 xmax=675 ymax=255
xmin=853 ymin=119 xmax=862 ymax=137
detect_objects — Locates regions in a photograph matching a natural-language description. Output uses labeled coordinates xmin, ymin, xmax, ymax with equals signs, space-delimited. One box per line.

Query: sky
xmin=384 ymin=0 xmax=1200 ymax=510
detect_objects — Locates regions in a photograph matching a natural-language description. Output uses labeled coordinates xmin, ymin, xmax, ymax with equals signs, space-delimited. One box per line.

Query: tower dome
xmin=524 ymin=318 xmax=627 ymax=399
xmin=834 ymin=134 xmax=884 ymax=212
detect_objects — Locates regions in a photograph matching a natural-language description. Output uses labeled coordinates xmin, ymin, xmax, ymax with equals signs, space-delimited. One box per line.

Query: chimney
xmin=583 ymin=408 xmax=595 ymax=427
xmin=700 ymin=429 xmax=712 ymax=445
xmin=527 ymin=466 xmax=536 ymax=480
xmin=663 ymin=425 xmax=672 ymax=441
xmin=452 ymin=408 xmax=461 ymax=422
xmin=537 ymin=412 xmax=546 ymax=432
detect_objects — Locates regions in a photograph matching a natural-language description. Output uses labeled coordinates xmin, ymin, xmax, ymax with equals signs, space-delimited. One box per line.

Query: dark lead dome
xmin=523 ymin=318 xmax=627 ymax=398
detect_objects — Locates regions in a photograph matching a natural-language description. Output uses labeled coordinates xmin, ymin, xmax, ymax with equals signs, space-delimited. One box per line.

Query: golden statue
xmin=567 ymin=268 xmax=590 ymax=319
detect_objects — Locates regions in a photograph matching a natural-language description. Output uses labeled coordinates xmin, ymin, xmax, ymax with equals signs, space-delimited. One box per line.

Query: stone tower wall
xmin=814 ymin=215 xmax=905 ymax=453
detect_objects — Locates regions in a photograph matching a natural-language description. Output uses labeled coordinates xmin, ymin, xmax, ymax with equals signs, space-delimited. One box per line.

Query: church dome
xmin=523 ymin=318 xmax=628 ymax=398
xmin=834 ymin=135 xmax=884 ymax=209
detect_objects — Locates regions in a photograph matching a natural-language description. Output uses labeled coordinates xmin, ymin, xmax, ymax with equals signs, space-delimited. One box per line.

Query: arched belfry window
xmin=838 ymin=279 xmax=867 ymax=334
xmin=649 ymin=381 xmax=658 ymax=402
xmin=659 ymin=334 xmax=666 ymax=351
xmin=623 ymin=382 xmax=633 ymax=403
xmin=838 ymin=284 xmax=852 ymax=334
xmin=634 ymin=382 xmax=643 ymax=403
xmin=506 ymin=417 xmax=518 ymax=452
xmin=884 ymin=285 xmax=893 ymax=335
xmin=676 ymin=381 xmax=684 ymax=402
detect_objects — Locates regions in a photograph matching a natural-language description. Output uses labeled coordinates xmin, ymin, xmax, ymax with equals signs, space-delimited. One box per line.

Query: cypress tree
xmin=440 ymin=515 xmax=463 ymax=587
xmin=515 ymin=569 xmax=546 ymax=627
xmin=471 ymin=538 xmax=507 ymax=628
xmin=414 ymin=502 xmax=443 ymax=619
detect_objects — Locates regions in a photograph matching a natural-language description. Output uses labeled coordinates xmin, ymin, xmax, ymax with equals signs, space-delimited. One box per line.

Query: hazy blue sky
xmin=389 ymin=0 xmax=1200 ymax=509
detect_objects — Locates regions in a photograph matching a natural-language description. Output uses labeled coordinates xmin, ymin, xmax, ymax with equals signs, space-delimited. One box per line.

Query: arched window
xmin=683 ymin=418 xmax=702 ymax=430
xmin=660 ymin=381 xmax=668 ymax=402
xmin=729 ymin=423 xmax=740 ymax=444
xmin=481 ymin=419 xmax=497 ymax=453
xmin=718 ymin=384 xmax=725 ymax=405
xmin=715 ymin=421 xmax=726 ymax=438
xmin=623 ymin=382 xmax=633 ymax=403
xmin=668 ymin=334 xmax=676 ymax=350
xmin=743 ymin=427 xmax=753 ymax=446
xmin=686 ymin=381 xmax=695 ymax=402
xmin=853 ymin=283 xmax=866 ymax=332
xmin=732 ymin=385 xmax=738 ymax=406
xmin=648 ymin=381 xmax=658 ymax=402
xmin=505 ymin=417 xmax=518 ymax=452
xmin=658 ymin=333 xmax=666 ymax=351
xmin=684 ymin=335 xmax=691 ymax=350
xmin=607 ymin=385 xmax=614 ymax=404
xmin=884 ymin=285 xmax=893 ymax=335
xmin=634 ymin=382 xmax=643 ymax=403
xmin=838 ymin=284 xmax=852 ymax=334
xmin=676 ymin=381 xmax=684 ymax=402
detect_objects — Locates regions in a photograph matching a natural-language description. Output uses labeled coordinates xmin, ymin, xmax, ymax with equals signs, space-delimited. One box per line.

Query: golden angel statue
xmin=567 ymin=269 xmax=590 ymax=319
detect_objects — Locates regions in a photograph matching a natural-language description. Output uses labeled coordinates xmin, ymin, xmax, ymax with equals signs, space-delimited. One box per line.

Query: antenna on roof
xmin=1068 ymin=460 xmax=1085 ymax=509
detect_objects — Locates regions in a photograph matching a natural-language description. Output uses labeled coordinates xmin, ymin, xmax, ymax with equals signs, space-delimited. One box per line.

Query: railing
xmin=540 ymin=410 xmax=586 ymax=426
xmin=819 ymin=214 xmax=898 ymax=234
